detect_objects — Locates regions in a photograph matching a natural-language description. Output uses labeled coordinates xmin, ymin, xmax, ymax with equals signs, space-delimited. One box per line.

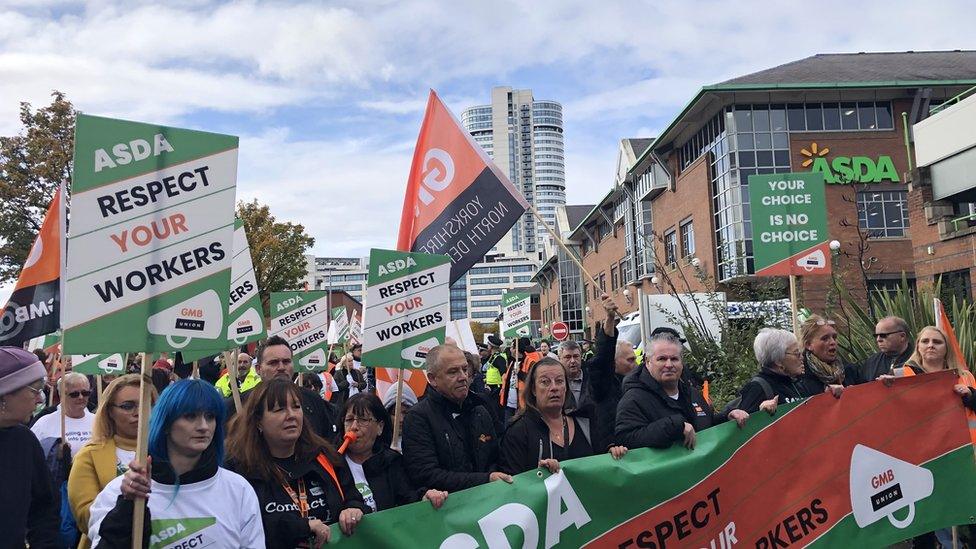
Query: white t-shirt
xmin=115 ymin=447 xmax=135 ymax=477
xmin=318 ymin=373 xmax=339 ymax=400
xmin=30 ymin=407 xmax=95 ymax=458
xmin=506 ymin=366 xmax=519 ymax=409
xmin=347 ymin=373 xmax=361 ymax=397
xmin=89 ymin=467 xmax=265 ymax=548
xmin=344 ymin=456 xmax=377 ymax=512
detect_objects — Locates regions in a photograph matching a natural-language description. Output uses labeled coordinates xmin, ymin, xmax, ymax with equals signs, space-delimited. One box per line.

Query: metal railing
xmin=929 ymin=84 xmax=976 ymax=116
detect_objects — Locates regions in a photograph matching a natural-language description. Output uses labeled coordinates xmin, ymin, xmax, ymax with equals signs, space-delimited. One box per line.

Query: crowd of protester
xmin=1 ymin=295 xmax=975 ymax=548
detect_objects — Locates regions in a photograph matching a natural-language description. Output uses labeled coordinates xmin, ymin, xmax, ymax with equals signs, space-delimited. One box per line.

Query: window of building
xmin=664 ymin=230 xmax=678 ymax=268
xmin=598 ymin=273 xmax=606 ymax=293
xmin=938 ymin=270 xmax=972 ymax=304
xmin=856 ymin=191 xmax=909 ymax=238
xmin=611 ymin=265 xmax=619 ymax=291
xmin=471 ymin=300 xmax=501 ymax=308
xmin=619 ymin=259 xmax=631 ymax=286
xmin=679 ymin=219 xmax=695 ymax=258
xmin=867 ymin=277 xmax=916 ymax=315
xmin=513 ymin=275 xmax=532 ymax=283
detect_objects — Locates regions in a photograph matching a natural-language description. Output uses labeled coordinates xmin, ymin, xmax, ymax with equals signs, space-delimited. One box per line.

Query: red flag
xmin=934 ymin=297 xmax=966 ymax=367
xmin=397 ymin=90 xmax=528 ymax=283
xmin=1 ymin=188 xmax=65 ymax=346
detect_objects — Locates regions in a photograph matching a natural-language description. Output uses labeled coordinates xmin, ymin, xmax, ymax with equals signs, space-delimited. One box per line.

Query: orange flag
xmin=1 ymin=188 xmax=65 ymax=346
xmin=396 ymin=90 xmax=528 ymax=283
xmin=934 ymin=297 xmax=966 ymax=367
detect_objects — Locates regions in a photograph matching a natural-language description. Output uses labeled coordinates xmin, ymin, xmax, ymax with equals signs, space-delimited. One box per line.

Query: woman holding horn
xmin=340 ymin=392 xmax=448 ymax=511
xmin=226 ymin=379 xmax=366 ymax=548
xmin=67 ymin=374 xmax=158 ymax=549
xmin=87 ymin=379 xmax=264 ymax=547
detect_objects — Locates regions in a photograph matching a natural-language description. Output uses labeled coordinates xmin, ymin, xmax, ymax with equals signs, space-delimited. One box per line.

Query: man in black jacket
xmin=402 ymin=345 xmax=512 ymax=492
xmin=224 ymin=335 xmax=339 ymax=441
xmin=616 ymin=334 xmax=749 ymax=450
xmin=854 ymin=316 xmax=913 ymax=384
xmin=562 ymin=293 xmax=619 ymax=449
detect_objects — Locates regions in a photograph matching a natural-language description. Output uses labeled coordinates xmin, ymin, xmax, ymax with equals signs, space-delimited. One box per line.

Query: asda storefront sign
xmin=801 ymin=142 xmax=899 ymax=184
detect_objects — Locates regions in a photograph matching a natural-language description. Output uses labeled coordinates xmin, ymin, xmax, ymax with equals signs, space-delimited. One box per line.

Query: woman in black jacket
xmin=340 ymin=393 xmax=448 ymax=511
xmin=797 ymin=314 xmax=853 ymax=398
xmin=732 ymin=328 xmax=809 ymax=414
xmin=226 ymin=379 xmax=367 ymax=548
xmin=499 ymin=357 xmax=628 ymax=475
xmin=332 ymin=355 xmax=367 ymax=407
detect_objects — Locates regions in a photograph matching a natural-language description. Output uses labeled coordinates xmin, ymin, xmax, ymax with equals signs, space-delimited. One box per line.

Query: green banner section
xmin=362 ymin=249 xmax=451 ymax=370
xmin=270 ymin=291 xmax=330 ymax=373
xmin=502 ymin=292 xmax=531 ymax=339
xmin=64 ymin=114 xmax=237 ymax=354
xmin=328 ymin=372 xmax=976 ymax=548
xmin=748 ymin=171 xmax=831 ymax=277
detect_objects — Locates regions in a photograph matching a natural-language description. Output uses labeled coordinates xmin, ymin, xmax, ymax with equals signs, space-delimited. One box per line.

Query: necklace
xmin=547 ymin=415 xmax=568 ymax=445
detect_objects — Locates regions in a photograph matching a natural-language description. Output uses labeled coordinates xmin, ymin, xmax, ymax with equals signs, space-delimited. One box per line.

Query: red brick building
xmin=537 ymin=51 xmax=976 ymax=338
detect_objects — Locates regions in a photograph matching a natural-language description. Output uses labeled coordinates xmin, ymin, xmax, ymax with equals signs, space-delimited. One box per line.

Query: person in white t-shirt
xmin=340 ymin=392 xmax=447 ymax=512
xmin=31 ymin=372 xmax=95 ymax=458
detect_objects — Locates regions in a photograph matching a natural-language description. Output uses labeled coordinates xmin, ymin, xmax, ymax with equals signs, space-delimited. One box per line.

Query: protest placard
xmin=63 ymin=114 xmax=237 ymax=353
xmin=270 ymin=291 xmax=330 ymax=372
xmin=502 ymin=292 xmax=531 ymax=339
xmin=361 ymin=249 xmax=450 ymax=369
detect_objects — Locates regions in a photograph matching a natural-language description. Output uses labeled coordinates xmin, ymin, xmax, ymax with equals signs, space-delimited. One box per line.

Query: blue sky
xmin=1 ymin=0 xmax=974 ymax=303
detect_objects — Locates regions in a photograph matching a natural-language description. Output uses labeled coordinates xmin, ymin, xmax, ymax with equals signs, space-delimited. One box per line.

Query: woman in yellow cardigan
xmin=67 ymin=374 xmax=157 ymax=549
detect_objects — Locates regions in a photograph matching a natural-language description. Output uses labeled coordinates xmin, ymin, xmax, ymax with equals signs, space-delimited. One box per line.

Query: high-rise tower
xmin=461 ymin=87 xmax=565 ymax=256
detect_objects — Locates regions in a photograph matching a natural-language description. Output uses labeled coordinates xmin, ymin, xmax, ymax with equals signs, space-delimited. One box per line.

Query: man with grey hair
xmin=30 ymin=372 xmax=95 ymax=458
xmin=402 ymin=344 xmax=511 ymax=492
xmin=616 ymin=333 xmax=749 ymax=450
xmin=854 ymin=316 xmax=913 ymax=384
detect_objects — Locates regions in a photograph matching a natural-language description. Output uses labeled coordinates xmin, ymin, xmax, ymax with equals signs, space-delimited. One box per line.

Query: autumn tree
xmin=237 ymin=199 xmax=315 ymax=316
xmin=0 ymin=91 xmax=76 ymax=283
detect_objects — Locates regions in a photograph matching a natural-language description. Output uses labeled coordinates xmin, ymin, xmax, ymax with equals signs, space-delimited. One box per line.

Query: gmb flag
xmin=396 ymin=90 xmax=528 ymax=283
xmin=329 ymin=372 xmax=976 ymax=548
xmin=0 ymin=187 xmax=64 ymax=347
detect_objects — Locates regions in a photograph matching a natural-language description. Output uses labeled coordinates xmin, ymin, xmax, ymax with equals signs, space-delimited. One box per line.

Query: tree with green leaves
xmin=0 ymin=91 xmax=76 ymax=283
xmin=237 ymin=199 xmax=315 ymax=316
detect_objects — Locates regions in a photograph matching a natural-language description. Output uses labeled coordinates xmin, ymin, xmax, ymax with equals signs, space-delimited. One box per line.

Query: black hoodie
xmin=735 ymin=368 xmax=808 ymax=413
xmin=614 ymin=366 xmax=725 ymax=450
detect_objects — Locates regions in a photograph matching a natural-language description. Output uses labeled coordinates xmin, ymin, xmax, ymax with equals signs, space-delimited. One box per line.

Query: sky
xmin=1 ymin=0 xmax=974 ymax=305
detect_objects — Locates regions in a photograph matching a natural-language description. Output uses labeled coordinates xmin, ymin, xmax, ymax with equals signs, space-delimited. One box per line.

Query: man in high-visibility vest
xmin=484 ymin=335 xmax=506 ymax=400
xmin=215 ymin=352 xmax=260 ymax=398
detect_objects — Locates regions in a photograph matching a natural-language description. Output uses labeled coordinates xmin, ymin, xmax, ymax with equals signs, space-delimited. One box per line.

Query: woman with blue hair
xmin=87 ymin=379 xmax=265 ymax=548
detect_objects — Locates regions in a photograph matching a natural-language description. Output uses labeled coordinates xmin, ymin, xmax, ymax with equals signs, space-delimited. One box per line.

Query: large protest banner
xmin=63 ymin=114 xmax=237 ymax=353
xmin=362 ymin=249 xmax=451 ymax=369
xmin=396 ymin=91 xmax=529 ymax=284
xmin=329 ymin=372 xmax=976 ymax=548
xmin=748 ymin=172 xmax=831 ymax=277
xmin=0 ymin=188 xmax=64 ymax=347
xmin=502 ymin=292 xmax=531 ymax=339
xmin=270 ymin=291 xmax=330 ymax=372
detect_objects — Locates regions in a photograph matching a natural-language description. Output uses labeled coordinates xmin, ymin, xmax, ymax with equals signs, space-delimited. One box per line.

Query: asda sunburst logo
xmin=800 ymin=142 xmax=829 ymax=168
xmin=797 ymin=142 xmax=899 ymax=184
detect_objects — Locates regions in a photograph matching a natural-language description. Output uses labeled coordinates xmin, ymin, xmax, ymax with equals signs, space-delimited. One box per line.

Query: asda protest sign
xmin=748 ymin=172 xmax=831 ymax=277
xmin=63 ymin=114 xmax=237 ymax=354
xmin=183 ymin=219 xmax=265 ymax=361
xmin=331 ymin=372 xmax=976 ymax=548
xmin=329 ymin=306 xmax=350 ymax=344
xmin=270 ymin=291 xmax=329 ymax=373
xmin=362 ymin=249 xmax=450 ymax=369
xmin=72 ymin=353 xmax=125 ymax=375
xmin=502 ymin=292 xmax=531 ymax=339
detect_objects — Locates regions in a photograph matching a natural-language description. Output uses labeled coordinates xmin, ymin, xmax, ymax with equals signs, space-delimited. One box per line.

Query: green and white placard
xmin=748 ymin=172 xmax=832 ymax=277
xmin=71 ymin=353 xmax=126 ymax=375
xmin=502 ymin=292 xmax=531 ymax=339
xmin=270 ymin=291 xmax=329 ymax=373
xmin=362 ymin=249 xmax=450 ymax=369
xmin=330 ymin=306 xmax=350 ymax=343
xmin=63 ymin=114 xmax=237 ymax=353
xmin=182 ymin=219 xmax=265 ymax=361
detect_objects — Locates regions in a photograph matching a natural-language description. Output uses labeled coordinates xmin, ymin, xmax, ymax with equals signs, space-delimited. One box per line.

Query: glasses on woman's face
xmin=343 ymin=416 xmax=376 ymax=427
xmin=536 ymin=377 xmax=565 ymax=388
xmin=111 ymin=401 xmax=139 ymax=413
xmin=784 ymin=350 xmax=803 ymax=358
xmin=23 ymin=382 xmax=44 ymax=396
xmin=814 ymin=320 xmax=836 ymax=326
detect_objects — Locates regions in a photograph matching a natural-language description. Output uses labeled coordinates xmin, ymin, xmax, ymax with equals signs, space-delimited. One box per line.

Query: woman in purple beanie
xmin=0 ymin=346 xmax=60 ymax=548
